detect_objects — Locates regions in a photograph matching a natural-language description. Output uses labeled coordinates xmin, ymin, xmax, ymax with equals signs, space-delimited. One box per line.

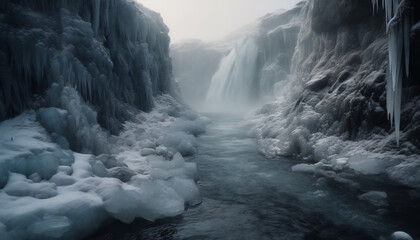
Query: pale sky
xmin=137 ymin=0 xmax=300 ymax=43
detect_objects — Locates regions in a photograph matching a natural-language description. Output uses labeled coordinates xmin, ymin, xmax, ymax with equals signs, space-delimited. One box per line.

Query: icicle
xmin=394 ymin=64 xmax=403 ymax=146
xmin=386 ymin=66 xmax=394 ymax=125
xmin=403 ymin=15 xmax=410 ymax=76
xmin=92 ymin=0 xmax=101 ymax=37
xmin=372 ymin=0 xmax=379 ymax=14
xmin=372 ymin=0 xmax=413 ymax=146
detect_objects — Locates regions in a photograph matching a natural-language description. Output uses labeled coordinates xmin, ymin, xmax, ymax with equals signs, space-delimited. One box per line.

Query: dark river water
xmin=87 ymin=114 xmax=420 ymax=240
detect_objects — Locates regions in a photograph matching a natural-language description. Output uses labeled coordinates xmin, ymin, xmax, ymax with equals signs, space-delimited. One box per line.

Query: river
xmin=87 ymin=113 xmax=419 ymax=240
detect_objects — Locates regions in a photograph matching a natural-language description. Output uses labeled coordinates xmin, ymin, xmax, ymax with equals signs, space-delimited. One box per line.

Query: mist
xmin=138 ymin=0 xmax=300 ymax=42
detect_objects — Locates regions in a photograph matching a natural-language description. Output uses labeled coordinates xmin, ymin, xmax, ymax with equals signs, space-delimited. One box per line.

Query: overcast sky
xmin=138 ymin=0 xmax=300 ymax=43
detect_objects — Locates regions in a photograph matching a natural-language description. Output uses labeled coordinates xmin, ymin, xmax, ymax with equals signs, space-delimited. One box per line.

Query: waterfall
xmin=204 ymin=38 xmax=260 ymax=111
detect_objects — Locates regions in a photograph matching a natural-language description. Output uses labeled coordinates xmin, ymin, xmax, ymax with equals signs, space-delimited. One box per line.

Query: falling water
xmin=204 ymin=38 xmax=260 ymax=112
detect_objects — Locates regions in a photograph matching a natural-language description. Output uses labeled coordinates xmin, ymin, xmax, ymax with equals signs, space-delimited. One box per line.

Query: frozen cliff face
xmin=0 ymin=0 xmax=173 ymax=135
xmin=370 ymin=0 xmax=420 ymax=146
xmin=0 ymin=1 xmax=206 ymax=239
xmin=256 ymin=6 xmax=302 ymax=102
xmin=253 ymin=0 xmax=420 ymax=187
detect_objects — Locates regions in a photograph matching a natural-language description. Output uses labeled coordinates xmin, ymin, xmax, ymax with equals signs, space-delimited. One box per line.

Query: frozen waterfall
xmin=204 ymin=38 xmax=260 ymax=112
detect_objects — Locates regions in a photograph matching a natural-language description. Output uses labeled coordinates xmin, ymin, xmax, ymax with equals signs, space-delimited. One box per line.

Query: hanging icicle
xmin=372 ymin=0 xmax=413 ymax=146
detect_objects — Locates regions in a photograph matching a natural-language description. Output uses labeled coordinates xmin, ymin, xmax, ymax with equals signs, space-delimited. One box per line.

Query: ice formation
xmin=249 ymin=0 xmax=420 ymax=190
xmin=391 ymin=231 xmax=414 ymax=240
xmin=0 ymin=0 xmax=173 ymax=134
xmin=0 ymin=1 xmax=207 ymax=239
xmin=372 ymin=0 xmax=414 ymax=146
xmin=0 ymin=95 xmax=206 ymax=239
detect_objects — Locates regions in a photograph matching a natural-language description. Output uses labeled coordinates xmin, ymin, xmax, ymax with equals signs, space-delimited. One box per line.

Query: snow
xmin=0 ymin=95 xmax=206 ymax=239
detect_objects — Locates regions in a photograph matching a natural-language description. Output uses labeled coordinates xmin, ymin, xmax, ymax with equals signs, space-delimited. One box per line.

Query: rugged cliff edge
xmin=0 ymin=1 xmax=205 ymax=239
xmin=254 ymin=0 xmax=420 ymax=187
xmin=0 ymin=0 xmax=173 ymax=135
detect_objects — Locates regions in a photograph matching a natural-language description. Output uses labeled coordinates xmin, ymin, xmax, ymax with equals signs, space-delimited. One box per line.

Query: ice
xmin=0 ymin=95 xmax=204 ymax=239
xmin=0 ymin=191 xmax=105 ymax=240
xmin=166 ymin=178 xmax=202 ymax=206
xmin=107 ymin=167 xmax=136 ymax=183
xmin=291 ymin=163 xmax=318 ymax=173
xmin=27 ymin=216 xmax=71 ymax=239
xmin=50 ymin=173 xmax=76 ymax=186
xmin=91 ymin=161 xmax=108 ymax=178
xmin=391 ymin=231 xmax=414 ymax=240
xmin=149 ymin=152 xmax=198 ymax=180
xmin=348 ymin=154 xmax=394 ymax=175
xmin=0 ymin=0 xmax=172 ymax=135
xmin=248 ymin=0 xmax=420 ymax=190
xmin=372 ymin=0 xmax=414 ymax=146
xmin=358 ymin=191 xmax=388 ymax=207
xmin=141 ymin=148 xmax=156 ymax=156
xmin=0 ymin=0 xmax=205 ymax=238
xmin=163 ymin=132 xmax=197 ymax=156
xmin=387 ymin=159 xmax=420 ymax=186
xmin=4 ymin=174 xmax=57 ymax=199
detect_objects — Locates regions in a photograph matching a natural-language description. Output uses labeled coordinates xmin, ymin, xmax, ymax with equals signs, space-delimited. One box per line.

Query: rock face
xmin=291 ymin=0 xmax=389 ymax=139
xmin=256 ymin=6 xmax=302 ymax=102
xmin=0 ymin=0 xmax=173 ymax=134
xmin=254 ymin=0 xmax=420 ymax=187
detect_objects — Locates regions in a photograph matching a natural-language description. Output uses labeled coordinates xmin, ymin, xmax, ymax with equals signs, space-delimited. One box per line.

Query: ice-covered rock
xmin=141 ymin=148 xmax=156 ymax=156
xmin=358 ymin=191 xmax=388 ymax=207
xmin=0 ymin=0 xmax=173 ymax=135
xmin=391 ymin=231 xmax=414 ymax=240
xmin=0 ymin=95 xmax=205 ymax=239
xmin=251 ymin=0 xmax=420 ymax=188
xmin=0 ymin=0 xmax=206 ymax=237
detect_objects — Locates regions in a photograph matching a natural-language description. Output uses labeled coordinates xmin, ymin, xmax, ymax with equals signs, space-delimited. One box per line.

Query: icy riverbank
xmin=251 ymin=0 xmax=420 ymax=189
xmin=0 ymin=95 xmax=207 ymax=239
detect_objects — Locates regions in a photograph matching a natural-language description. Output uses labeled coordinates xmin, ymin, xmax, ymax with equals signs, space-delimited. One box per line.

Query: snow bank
xmin=0 ymin=95 xmax=207 ymax=240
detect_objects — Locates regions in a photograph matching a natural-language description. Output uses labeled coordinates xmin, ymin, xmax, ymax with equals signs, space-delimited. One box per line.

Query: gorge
xmin=0 ymin=0 xmax=419 ymax=239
